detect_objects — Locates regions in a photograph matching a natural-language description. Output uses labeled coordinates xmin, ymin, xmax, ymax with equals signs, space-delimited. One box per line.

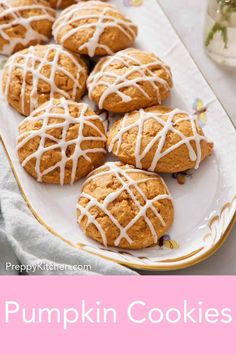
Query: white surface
xmin=0 ymin=0 xmax=235 ymax=272
xmin=140 ymin=0 xmax=236 ymax=274
xmin=158 ymin=0 xmax=236 ymax=122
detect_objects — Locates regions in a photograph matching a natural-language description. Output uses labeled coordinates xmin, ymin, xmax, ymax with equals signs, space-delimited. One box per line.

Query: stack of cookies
xmin=1 ymin=0 xmax=214 ymax=250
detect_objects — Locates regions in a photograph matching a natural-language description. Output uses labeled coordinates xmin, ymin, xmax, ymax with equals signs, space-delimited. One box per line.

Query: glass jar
xmin=204 ymin=0 xmax=236 ymax=66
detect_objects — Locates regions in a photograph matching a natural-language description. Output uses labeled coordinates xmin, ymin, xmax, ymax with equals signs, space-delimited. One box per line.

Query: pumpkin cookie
xmin=87 ymin=48 xmax=173 ymax=113
xmin=107 ymin=106 xmax=214 ymax=173
xmin=53 ymin=1 xmax=138 ymax=57
xmin=77 ymin=162 xmax=174 ymax=249
xmin=17 ymin=98 xmax=107 ymax=185
xmin=2 ymin=44 xmax=88 ymax=116
xmin=0 ymin=0 xmax=56 ymax=56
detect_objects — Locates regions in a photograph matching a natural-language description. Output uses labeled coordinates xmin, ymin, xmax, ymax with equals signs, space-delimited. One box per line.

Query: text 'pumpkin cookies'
xmin=0 ymin=0 xmax=56 ymax=56
xmin=107 ymin=106 xmax=214 ymax=173
xmin=87 ymin=48 xmax=173 ymax=113
xmin=77 ymin=162 xmax=174 ymax=249
xmin=53 ymin=1 xmax=138 ymax=57
xmin=2 ymin=44 xmax=88 ymax=116
xmin=17 ymin=98 xmax=107 ymax=185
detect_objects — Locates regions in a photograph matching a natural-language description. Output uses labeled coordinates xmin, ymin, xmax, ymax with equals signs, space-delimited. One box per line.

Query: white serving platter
xmin=0 ymin=0 xmax=235 ymax=270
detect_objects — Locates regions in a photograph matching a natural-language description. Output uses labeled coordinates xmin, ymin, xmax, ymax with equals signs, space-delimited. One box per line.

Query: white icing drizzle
xmin=87 ymin=48 xmax=172 ymax=110
xmin=3 ymin=44 xmax=87 ymax=115
xmin=0 ymin=0 xmax=55 ymax=56
xmin=17 ymin=97 xmax=107 ymax=185
xmin=108 ymin=108 xmax=211 ymax=171
xmin=53 ymin=1 xmax=137 ymax=57
xmin=77 ymin=162 xmax=172 ymax=247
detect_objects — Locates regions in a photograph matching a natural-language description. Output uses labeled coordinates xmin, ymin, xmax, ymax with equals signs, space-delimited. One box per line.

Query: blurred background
xmin=159 ymin=0 xmax=235 ymax=121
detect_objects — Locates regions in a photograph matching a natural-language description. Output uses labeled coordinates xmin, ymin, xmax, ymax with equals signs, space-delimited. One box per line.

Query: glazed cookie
xmin=2 ymin=44 xmax=88 ymax=116
xmin=77 ymin=162 xmax=174 ymax=249
xmin=108 ymin=106 xmax=214 ymax=173
xmin=53 ymin=1 xmax=137 ymax=57
xmin=87 ymin=48 xmax=173 ymax=113
xmin=47 ymin=0 xmax=75 ymax=9
xmin=0 ymin=0 xmax=56 ymax=56
xmin=17 ymin=98 xmax=107 ymax=185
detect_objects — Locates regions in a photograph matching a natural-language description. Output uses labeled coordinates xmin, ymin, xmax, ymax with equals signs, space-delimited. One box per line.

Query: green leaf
xmin=205 ymin=22 xmax=228 ymax=48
